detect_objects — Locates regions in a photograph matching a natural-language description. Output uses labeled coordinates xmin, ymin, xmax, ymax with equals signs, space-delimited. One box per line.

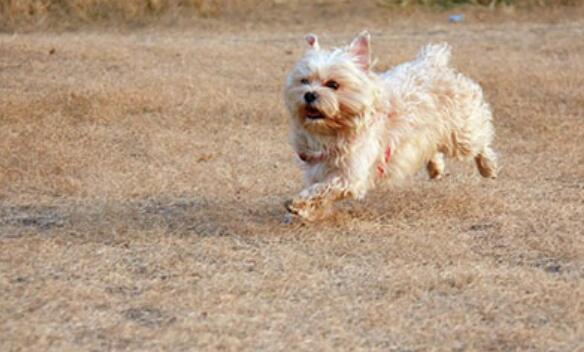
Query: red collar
xmin=376 ymin=146 xmax=392 ymax=176
xmin=376 ymin=110 xmax=395 ymax=176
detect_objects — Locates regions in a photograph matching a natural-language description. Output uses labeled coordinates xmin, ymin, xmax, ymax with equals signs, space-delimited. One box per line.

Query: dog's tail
xmin=416 ymin=43 xmax=451 ymax=67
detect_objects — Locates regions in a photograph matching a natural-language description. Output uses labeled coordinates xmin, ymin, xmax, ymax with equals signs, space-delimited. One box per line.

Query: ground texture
xmin=1 ymin=6 xmax=584 ymax=351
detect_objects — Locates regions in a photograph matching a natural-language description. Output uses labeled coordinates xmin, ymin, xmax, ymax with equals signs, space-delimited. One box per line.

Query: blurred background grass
xmin=380 ymin=0 xmax=578 ymax=7
xmin=0 ymin=0 xmax=580 ymax=31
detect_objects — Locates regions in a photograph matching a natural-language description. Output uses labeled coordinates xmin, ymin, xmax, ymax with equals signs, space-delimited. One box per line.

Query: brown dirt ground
xmin=1 ymin=5 xmax=584 ymax=351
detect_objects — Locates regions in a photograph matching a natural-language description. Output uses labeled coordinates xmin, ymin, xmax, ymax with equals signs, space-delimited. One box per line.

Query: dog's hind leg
xmin=426 ymin=152 xmax=445 ymax=179
xmin=475 ymin=146 xmax=498 ymax=178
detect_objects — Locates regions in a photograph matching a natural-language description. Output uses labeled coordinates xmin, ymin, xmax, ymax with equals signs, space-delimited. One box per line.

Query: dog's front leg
xmin=285 ymin=177 xmax=352 ymax=221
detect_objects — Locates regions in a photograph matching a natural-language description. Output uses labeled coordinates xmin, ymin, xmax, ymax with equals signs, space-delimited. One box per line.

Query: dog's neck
xmin=298 ymin=109 xmax=381 ymax=164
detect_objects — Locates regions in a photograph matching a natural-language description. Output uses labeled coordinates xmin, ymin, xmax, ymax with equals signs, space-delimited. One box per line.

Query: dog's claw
xmin=284 ymin=199 xmax=298 ymax=214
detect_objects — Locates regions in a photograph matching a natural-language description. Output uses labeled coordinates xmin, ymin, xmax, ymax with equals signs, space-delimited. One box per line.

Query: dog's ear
xmin=305 ymin=33 xmax=320 ymax=50
xmin=349 ymin=31 xmax=371 ymax=71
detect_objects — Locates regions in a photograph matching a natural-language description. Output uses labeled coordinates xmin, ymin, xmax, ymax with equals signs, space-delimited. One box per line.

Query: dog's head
xmin=284 ymin=31 xmax=379 ymax=136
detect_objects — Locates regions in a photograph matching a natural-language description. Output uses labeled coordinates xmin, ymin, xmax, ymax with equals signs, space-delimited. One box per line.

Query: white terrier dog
xmin=284 ymin=31 xmax=498 ymax=221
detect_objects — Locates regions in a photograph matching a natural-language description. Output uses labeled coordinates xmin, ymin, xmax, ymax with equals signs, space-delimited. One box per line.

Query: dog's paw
xmin=284 ymin=197 xmax=331 ymax=222
xmin=283 ymin=212 xmax=308 ymax=225
xmin=284 ymin=197 xmax=308 ymax=216
xmin=283 ymin=198 xmax=311 ymax=222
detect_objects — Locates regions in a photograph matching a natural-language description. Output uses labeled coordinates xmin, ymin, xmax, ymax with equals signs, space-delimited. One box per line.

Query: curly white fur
xmin=283 ymin=31 xmax=498 ymax=221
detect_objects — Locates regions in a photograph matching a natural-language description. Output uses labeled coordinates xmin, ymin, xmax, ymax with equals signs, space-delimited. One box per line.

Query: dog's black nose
xmin=304 ymin=92 xmax=317 ymax=104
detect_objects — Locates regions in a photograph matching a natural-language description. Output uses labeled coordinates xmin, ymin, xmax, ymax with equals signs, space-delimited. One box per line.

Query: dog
xmin=283 ymin=31 xmax=498 ymax=221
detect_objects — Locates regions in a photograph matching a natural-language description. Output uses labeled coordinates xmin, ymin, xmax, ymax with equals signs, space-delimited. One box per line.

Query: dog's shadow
xmin=0 ymin=183 xmax=488 ymax=240
xmin=0 ymin=195 xmax=297 ymax=240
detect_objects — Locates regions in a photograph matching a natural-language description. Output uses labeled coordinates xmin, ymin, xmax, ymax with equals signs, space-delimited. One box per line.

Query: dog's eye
xmin=300 ymin=78 xmax=310 ymax=85
xmin=325 ymin=80 xmax=339 ymax=90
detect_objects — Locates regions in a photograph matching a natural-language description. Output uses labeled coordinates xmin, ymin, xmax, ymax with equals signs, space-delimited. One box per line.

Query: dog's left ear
xmin=349 ymin=31 xmax=371 ymax=71
xmin=305 ymin=33 xmax=320 ymax=50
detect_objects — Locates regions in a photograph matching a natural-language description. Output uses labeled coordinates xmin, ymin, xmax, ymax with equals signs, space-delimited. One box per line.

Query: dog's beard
xmin=295 ymin=104 xmax=352 ymax=136
xmin=289 ymin=89 xmax=371 ymax=136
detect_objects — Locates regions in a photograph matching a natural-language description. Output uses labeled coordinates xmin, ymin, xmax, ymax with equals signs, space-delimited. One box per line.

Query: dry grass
xmin=1 ymin=0 xmax=582 ymax=31
xmin=0 ymin=0 xmax=237 ymax=31
xmin=1 ymin=6 xmax=584 ymax=351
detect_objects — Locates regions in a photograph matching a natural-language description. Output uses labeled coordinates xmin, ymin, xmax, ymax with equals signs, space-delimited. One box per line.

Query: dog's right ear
xmin=349 ymin=31 xmax=371 ymax=71
xmin=305 ymin=33 xmax=320 ymax=50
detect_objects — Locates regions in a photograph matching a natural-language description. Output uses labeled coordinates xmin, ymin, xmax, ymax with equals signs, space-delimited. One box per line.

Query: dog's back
xmin=379 ymin=43 xmax=498 ymax=179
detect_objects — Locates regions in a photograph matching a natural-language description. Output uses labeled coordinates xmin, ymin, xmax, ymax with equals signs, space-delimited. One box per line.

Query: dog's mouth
xmin=304 ymin=106 xmax=325 ymax=120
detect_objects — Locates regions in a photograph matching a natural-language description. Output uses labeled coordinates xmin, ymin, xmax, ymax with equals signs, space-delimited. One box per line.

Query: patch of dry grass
xmin=1 ymin=7 xmax=584 ymax=351
xmin=1 ymin=0 xmax=582 ymax=31
xmin=379 ymin=0 xmax=581 ymax=8
xmin=0 ymin=0 xmax=234 ymax=31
